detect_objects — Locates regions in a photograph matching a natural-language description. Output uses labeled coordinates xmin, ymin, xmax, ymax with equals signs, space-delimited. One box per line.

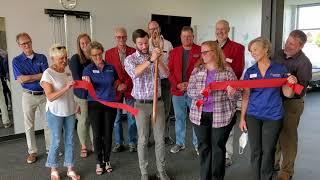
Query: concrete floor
xmin=0 ymin=90 xmax=319 ymax=180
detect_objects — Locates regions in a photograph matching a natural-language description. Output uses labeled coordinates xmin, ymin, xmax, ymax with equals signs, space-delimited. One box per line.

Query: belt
xmin=24 ymin=90 xmax=44 ymax=95
xmin=136 ymin=97 xmax=162 ymax=104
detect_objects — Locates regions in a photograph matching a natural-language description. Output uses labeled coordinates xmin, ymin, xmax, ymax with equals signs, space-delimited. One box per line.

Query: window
xmin=297 ymin=4 xmax=320 ymax=68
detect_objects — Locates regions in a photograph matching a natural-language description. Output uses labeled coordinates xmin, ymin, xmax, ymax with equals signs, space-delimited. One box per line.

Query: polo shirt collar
xmin=21 ymin=51 xmax=36 ymax=61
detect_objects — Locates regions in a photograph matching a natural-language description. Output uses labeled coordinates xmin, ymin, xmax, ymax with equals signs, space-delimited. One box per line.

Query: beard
xmin=137 ymin=47 xmax=149 ymax=55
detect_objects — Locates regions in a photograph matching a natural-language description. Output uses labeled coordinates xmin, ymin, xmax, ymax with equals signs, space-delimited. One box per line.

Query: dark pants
xmin=194 ymin=112 xmax=235 ymax=180
xmin=88 ymin=101 xmax=117 ymax=165
xmin=247 ymin=116 xmax=282 ymax=180
xmin=161 ymin=78 xmax=172 ymax=137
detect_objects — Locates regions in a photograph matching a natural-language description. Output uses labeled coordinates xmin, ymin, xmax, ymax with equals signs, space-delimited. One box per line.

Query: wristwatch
xmin=147 ymin=56 xmax=153 ymax=64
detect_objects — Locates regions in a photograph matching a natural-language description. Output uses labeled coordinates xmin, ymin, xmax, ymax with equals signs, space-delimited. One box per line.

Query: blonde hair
xmin=197 ymin=41 xmax=226 ymax=71
xmin=248 ymin=37 xmax=272 ymax=57
xmin=49 ymin=44 xmax=68 ymax=58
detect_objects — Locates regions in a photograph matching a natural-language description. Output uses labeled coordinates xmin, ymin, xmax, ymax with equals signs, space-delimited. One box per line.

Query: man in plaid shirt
xmin=124 ymin=29 xmax=170 ymax=180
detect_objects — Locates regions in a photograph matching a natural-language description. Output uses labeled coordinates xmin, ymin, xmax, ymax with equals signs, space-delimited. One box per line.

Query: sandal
xmin=105 ymin=162 xmax=113 ymax=173
xmin=51 ymin=170 xmax=60 ymax=180
xmin=80 ymin=149 xmax=88 ymax=158
xmin=96 ymin=164 xmax=104 ymax=175
xmin=67 ymin=170 xmax=80 ymax=180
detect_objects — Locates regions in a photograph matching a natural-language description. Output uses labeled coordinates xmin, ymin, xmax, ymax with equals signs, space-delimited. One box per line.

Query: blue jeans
xmin=46 ymin=110 xmax=76 ymax=168
xmin=114 ymin=98 xmax=137 ymax=145
xmin=172 ymin=93 xmax=198 ymax=147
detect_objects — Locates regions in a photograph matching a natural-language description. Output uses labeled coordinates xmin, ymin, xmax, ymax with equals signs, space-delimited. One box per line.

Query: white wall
xmin=0 ymin=0 xmax=261 ymax=134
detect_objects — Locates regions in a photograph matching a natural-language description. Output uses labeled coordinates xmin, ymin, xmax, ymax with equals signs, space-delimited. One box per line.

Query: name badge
xmin=92 ymin=70 xmax=100 ymax=73
xmin=226 ymin=58 xmax=233 ymax=63
xmin=271 ymin=73 xmax=281 ymax=78
xmin=249 ymin=73 xmax=257 ymax=78
xmin=193 ymin=54 xmax=200 ymax=58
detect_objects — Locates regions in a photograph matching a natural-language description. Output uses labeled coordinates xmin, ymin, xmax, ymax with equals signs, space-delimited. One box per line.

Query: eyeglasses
xmin=115 ymin=36 xmax=127 ymax=40
xmin=201 ymin=50 xmax=214 ymax=56
xmin=19 ymin=41 xmax=31 ymax=46
xmin=55 ymin=46 xmax=66 ymax=50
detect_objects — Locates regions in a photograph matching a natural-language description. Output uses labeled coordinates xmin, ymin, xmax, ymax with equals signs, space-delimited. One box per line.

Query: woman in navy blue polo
xmin=239 ymin=37 xmax=297 ymax=180
xmin=82 ymin=41 xmax=118 ymax=175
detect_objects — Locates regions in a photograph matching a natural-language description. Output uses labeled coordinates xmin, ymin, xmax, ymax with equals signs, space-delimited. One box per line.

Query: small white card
xmin=249 ymin=73 xmax=257 ymax=78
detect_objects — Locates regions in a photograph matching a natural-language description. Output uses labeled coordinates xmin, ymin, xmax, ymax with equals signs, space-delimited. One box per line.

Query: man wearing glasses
xmin=148 ymin=21 xmax=174 ymax=145
xmin=105 ymin=27 xmax=137 ymax=153
xmin=12 ymin=32 xmax=50 ymax=164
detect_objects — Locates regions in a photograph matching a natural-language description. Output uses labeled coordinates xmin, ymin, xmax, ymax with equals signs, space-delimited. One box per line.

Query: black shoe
xmin=164 ymin=137 xmax=174 ymax=145
xmin=112 ymin=144 xmax=124 ymax=153
xmin=128 ymin=144 xmax=137 ymax=152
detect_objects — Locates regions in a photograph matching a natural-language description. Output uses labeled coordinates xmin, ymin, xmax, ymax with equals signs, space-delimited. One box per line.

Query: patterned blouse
xmin=187 ymin=65 xmax=240 ymax=128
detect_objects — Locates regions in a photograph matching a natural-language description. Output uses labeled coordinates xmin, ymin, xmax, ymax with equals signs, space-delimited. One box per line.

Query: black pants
xmin=194 ymin=112 xmax=236 ymax=180
xmin=246 ymin=116 xmax=282 ymax=180
xmin=161 ymin=78 xmax=172 ymax=136
xmin=88 ymin=101 xmax=117 ymax=165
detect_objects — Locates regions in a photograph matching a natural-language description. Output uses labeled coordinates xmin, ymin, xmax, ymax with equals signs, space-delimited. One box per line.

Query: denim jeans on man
xmin=114 ymin=98 xmax=137 ymax=145
xmin=46 ymin=110 xmax=75 ymax=167
xmin=172 ymin=93 xmax=198 ymax=147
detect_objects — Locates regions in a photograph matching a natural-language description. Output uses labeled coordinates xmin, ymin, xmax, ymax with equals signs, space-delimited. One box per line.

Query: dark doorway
xmin=151 ymin=14 xmax=192 ymax=47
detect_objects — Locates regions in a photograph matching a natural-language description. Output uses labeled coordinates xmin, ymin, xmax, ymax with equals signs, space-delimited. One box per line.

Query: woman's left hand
xmin=226 ymin=85 xmax=236 ymax=97
xmin=287 ymin=75 xmax=298 ymax=84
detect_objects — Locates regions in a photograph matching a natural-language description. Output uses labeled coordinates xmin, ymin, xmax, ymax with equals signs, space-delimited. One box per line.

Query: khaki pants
xmin=275 ymin=98 xmax=304 ymax=176
xmin=74 ymin=95 xmax=93 ymax=147
xmin=135 ymin=100 xmax=166 ymax=175
xmin=22 ymin=92 xmax=51 ymax=154
xmin=0 ymin=81 xmax=10 ymax=125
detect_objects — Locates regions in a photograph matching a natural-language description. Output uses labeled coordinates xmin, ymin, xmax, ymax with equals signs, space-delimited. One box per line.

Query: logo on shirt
xmin=92 ymin=70 xmax=100 ymax=73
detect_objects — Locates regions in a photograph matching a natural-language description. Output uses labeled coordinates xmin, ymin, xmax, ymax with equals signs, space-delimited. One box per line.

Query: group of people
xmin=11 ymin=18 xmax=311 ymax=180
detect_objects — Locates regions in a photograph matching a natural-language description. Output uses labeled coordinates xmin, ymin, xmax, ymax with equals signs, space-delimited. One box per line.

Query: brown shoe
xmin=277 ymin=172 xmax=291 ymax=180
xmin=26 ymin=153 xmax=37 ymax=164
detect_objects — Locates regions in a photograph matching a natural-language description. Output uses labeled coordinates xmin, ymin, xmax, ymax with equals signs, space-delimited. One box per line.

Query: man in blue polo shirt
xmin=12 ymin=32 xmax=50 ymax=164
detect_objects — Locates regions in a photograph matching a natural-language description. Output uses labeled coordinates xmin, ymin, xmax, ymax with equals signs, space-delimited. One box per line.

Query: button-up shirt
xmin=124 ymin=50 xmax=165 ymax=100
xmin=187 ymin=65 xmax=240 ymax=128
xmin=12 ymin=52 xmax=48 ymax=91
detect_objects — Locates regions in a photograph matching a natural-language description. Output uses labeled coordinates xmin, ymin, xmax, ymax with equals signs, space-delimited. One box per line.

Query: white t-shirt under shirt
xmin=40 ymin=68 xmax=76 ymax=117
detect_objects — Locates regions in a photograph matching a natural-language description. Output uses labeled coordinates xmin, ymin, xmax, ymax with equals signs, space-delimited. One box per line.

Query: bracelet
xmin=147 ymin=56 xmax=153 ymax=64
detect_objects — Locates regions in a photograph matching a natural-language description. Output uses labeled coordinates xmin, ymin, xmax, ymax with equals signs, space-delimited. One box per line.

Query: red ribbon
xmin=73 ymin=80 xmax=139 ymax=116
xmin=196 ymin=78 xmax=304 ymax=108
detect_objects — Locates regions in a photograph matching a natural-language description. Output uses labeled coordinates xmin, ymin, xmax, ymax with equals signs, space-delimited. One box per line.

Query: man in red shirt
xmin=168 ymin=26 xmax=200 ymax=154
xmin=215 ymin=19 xmax=245 ymax=166
xmin=105 ymin=27 xmax=137 ymax=153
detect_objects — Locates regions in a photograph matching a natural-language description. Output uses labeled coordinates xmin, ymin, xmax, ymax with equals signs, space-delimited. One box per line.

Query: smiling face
xmin=249 ymin=41 xmax=268 ymax=62
xmin=79 ymin=36 xmax=91 ymax=53
xmin=215 ymin=21 xmax=229 ymax=43
xmin=52 ymin=54 xmax=68 ymax=68
xmin=180 ymin=30 xmax=194 ymax=47
xmin=284 ymin=36 xmax=304 ymax=57
xmin=90 ymin=48 xmax=104 ymax=66
xmin=201 ymin=44 xmax=216 ymax=64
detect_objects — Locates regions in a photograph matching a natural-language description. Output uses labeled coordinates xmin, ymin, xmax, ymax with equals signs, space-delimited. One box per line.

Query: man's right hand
xmin=150 ymin=48 xmax=162 ymax=62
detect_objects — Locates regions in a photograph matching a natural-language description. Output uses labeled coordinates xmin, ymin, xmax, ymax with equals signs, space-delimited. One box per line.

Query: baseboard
xmin=0 ymin=129 xmax=44 ymax=143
